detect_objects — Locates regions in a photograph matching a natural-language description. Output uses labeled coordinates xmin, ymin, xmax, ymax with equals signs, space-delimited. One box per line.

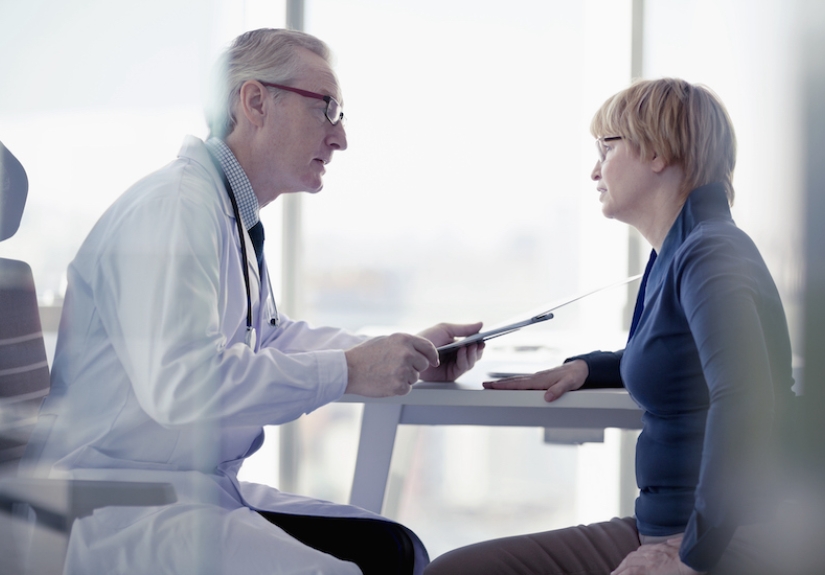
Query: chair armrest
xmin=0 ymin=477 xmax=177 ymax=532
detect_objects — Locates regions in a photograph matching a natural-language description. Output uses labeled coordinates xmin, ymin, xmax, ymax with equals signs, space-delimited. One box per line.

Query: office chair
xmin=0 ymin=140 xmax=176 ymax=574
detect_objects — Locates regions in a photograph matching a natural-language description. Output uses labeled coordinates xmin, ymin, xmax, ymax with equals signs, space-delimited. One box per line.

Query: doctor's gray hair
xmin=206 ymin=28 xmax=332 ymax=139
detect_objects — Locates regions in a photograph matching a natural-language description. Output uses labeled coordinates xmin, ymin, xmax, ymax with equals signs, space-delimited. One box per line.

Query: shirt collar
xmin=204 ymin=137 xmax=260 ymax=230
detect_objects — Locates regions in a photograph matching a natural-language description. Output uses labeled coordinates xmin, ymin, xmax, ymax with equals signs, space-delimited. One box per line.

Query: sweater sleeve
xmin=564 ymin=350 xmax=625 ymax=388
xmin=676 ymin=232 xmax=789 ymax=571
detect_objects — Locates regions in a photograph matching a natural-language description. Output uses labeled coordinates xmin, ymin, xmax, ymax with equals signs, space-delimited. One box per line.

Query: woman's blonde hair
xmin=590 ymin=78 xmax=737 ymax=204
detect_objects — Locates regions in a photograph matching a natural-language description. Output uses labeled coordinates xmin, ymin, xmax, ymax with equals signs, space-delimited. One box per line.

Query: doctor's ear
xmin=237 ymin=81 xmax=269 ymax=129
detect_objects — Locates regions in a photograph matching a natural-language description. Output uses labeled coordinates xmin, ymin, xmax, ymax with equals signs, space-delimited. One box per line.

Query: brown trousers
xmin=423 ymin=515 xmax=787 ymax=575
xmin=424 ymin=517 xmax=639 ymax=575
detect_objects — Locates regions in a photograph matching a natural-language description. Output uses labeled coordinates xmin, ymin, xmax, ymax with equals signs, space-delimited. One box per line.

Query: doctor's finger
xmin=442 ymin=321 xmax=483 ymax=338
xmin=460 ymin=347 xmax=476 ymax=373
xmin=410 ymin=335 xmax=440 ymax=367
xmin=393 ymin=373 xmax=416 ymax=395
xmin=403 ymin=365 xmax=422 ymax=388
xmin=408 ymin=351 xmax=434 ymax=374
xmin=463 ymin=343 xmax=484 ymax=373
xmin=384 ymin=368 xmax=411 ymax=396
xmin=448 ymin=345 xmax=471 ymax=374
xmin=417 ymin=321 xmax=482 ymax=345
xmin=463 ymin=342 xmax=484 ymax=368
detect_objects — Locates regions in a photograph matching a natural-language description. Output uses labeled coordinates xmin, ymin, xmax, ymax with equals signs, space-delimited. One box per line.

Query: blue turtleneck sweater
xmin=570 ymin=183 xmax=794 ymax=571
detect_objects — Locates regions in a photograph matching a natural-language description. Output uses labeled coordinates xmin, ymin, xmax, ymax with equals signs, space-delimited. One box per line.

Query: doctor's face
xmin=258 ymin=49 xmax=348 ymax=202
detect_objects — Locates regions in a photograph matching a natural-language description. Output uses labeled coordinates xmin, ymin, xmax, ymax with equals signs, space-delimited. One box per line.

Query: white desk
xmin=338 ymin=360 xmax=643 ymax=514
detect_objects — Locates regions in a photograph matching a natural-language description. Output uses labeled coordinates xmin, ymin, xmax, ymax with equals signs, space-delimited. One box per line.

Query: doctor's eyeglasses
xmin=259 ymin=81 xmax=346 ymax=127
xmin=595 ymin=136 xmax=622 ymax=162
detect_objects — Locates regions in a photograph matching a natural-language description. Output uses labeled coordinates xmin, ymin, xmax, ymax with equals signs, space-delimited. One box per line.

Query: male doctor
xmin=23 ymin=28 xmax=482 ymax=575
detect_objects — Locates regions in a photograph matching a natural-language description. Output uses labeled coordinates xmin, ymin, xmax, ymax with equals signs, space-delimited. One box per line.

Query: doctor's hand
xmin=611 ymin=536 xmax=703 ymax=575
xmin=345 ymin=333 xmax=439 ymax=397
xmin=417 ymin=322 xmax=484 ymax=382
xmin=482 ymin=359 xmax=589 ymax=402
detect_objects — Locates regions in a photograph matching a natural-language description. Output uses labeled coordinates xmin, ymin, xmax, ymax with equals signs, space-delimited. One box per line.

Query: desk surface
xmin=338 ymin=352 xmax=640 ymax=413
xmin=338 ymin=385 xmax=642 ymax=430
xmin=339 ymin=385 xmax=639 ymax=410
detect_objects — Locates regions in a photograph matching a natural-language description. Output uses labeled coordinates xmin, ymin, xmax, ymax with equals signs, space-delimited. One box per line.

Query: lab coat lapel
xmin=179 ymin=136 xmax=263 ymax=302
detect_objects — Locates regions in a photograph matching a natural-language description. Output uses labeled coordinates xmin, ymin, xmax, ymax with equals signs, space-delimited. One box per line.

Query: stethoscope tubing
xmin=205 ymin=147 xmax=278 ymax=347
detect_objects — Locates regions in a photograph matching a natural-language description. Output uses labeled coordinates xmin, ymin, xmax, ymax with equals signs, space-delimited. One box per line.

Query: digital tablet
xmin=436 ymin=311 xmax=555 ymax=355
xmin=436 ymin=273 xmax=643 ymax=357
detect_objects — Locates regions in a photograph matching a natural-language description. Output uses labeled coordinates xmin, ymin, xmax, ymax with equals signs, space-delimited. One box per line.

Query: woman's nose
xmin=591 ymin=160 xmax=601 ymax=181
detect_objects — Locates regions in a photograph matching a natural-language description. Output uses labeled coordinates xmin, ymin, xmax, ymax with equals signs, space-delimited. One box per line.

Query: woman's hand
xmin=611 ymin=537 xmax=704 ymax=575
xmin=482 ymin=359 xmax=589 ymax=402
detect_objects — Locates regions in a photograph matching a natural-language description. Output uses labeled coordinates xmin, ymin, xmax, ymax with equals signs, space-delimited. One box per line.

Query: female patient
xmin=425 ymin=79 xmax=795 ymax=575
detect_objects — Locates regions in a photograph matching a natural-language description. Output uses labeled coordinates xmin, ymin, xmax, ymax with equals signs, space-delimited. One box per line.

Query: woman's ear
xmin=237 ymin=80 xmax=268 ymax=129
xmin=650 ymin=152 xmax=667 ymax=174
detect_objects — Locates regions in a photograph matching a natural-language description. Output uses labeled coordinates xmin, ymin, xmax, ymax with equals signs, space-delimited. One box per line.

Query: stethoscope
xmin=206 ymin=148 xmax=280 ymax=348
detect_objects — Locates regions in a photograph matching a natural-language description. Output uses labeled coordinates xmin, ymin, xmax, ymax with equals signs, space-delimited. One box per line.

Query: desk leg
xmin=349 ymin=403 xmax=403 ymax=514
xmin=618 ymin=429 xmax=639 ymax=517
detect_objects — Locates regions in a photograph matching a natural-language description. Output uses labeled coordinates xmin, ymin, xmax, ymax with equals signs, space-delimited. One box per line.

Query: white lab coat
xmin=24 ymin=136 xmax=428 ymax=574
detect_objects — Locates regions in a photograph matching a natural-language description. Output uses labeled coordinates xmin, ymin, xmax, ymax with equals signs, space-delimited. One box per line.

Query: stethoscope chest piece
xmin=245 ymin=326 xmax=257 ymax=349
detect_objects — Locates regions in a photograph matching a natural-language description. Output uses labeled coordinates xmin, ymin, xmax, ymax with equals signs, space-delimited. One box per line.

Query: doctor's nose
xmin=327 ymin=122 xmax=347 ymax=152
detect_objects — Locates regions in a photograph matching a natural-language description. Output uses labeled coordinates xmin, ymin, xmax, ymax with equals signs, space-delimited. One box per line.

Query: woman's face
xmin=590 ymin=137 xmax=660 ymax=226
